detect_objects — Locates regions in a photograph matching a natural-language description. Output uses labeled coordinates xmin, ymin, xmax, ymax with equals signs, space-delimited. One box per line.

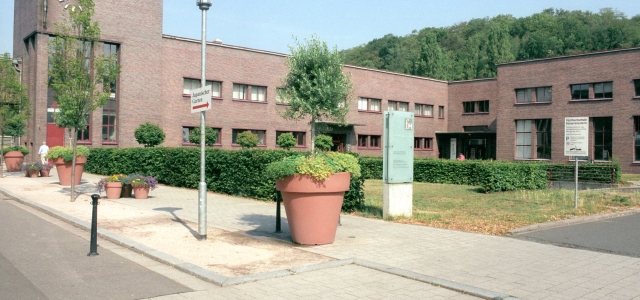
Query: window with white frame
xmin=516 ymin=87 xmax=552 ymax=103
xmin=233 ymin=84 xmax=266 ymax=102
xmin=388 ymin=100 xmax=408 ymax=111
xmin=183 ymin=78 xmax=221 ymax=97
xmin=516 ymin=119 xmax=552 ymax=159
xmin=182 ymin=126 xmax=221 ymax=145
xmin=438 ymin=106 xmax=445 ymax=118
xmin=358 ymin=97 xmax=381 ymax=112
xmin=232 ymin=129 xmax=266 ymax=145
xmin=593 ymin=117 xmax=612 ymax=161
xmin=593 ymin=82 xmax=613 ymax=99
xmin=462 ymin=100 xmax=489 ymax=114
xmin=414 ymin=103 xmax=433 ymax=117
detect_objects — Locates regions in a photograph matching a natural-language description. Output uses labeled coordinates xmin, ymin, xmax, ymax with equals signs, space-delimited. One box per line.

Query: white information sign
xmin=190 ymin=85 xmax=212 ymax=113
xmin=564 ymin=117 xmax=589 ymax=157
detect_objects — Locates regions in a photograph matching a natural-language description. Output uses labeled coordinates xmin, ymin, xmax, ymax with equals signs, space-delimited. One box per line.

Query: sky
xmin=2 ymin=0 xmax=640 ymax=56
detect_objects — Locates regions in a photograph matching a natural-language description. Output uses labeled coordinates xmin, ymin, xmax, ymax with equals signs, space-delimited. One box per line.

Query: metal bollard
xmin=88 ymin=194 xmax=100 ymax=256
xmin=275 ymin=191 xmax=282 ymax=233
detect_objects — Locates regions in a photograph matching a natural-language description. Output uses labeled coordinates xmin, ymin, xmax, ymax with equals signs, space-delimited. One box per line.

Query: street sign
xmin=383 ymin=111 xmax=414 ymax=183
xmin=190 ymin=85 xmax=212 ymax=113
xmin=564 ymin=117 xmax=589 ymax=157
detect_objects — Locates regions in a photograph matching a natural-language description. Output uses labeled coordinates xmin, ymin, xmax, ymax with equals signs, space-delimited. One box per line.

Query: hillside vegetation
xmin=340 ymin=8 xmax=640 ymax=81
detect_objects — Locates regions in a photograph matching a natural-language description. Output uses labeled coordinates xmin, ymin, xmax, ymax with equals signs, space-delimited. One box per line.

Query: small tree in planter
xmin=46 ymin=146 xmax=91 ymax=186
xmin=236 ymin=131 xmax=258 ymax=149
xmin=188 ymin=127 xmax=218 ymax=146
xmin=134 ymin=122 xmax=165 ymax=147
xmin=276 ymin=132 xmax=297 ymax=150
xmin=0 ymin=53 xmax=30 ymax=176
xmin=2 ymin=146 xmax=29 ymax=172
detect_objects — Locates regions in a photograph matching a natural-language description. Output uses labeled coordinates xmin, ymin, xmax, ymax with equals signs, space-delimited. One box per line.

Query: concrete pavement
xmin=2 ymin=169 xmax=640 ymax=299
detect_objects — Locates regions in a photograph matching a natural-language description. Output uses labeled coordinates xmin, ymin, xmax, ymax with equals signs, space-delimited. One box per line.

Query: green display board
xmin=383 ymin=111 xmax=414 ymax=183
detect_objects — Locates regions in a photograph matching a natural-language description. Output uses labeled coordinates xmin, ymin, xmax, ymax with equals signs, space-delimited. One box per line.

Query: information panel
xmin=564 ymin=117 xmax=589 ymax=157
xmin=383 ymin=111 xmax=414 ymax=183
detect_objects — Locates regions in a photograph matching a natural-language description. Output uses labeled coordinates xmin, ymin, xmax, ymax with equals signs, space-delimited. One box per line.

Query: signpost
xmin=190 ymin=85 xmax=212 ymax=113
xmin=382 ymin=111 xmax=414 ymax=218
xmin=564 ymin=117 xmax=589 ymax=209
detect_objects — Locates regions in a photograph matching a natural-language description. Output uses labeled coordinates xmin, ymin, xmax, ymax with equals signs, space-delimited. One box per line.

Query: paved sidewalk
xmin=2 ymin=169 xmax=640 ymax=299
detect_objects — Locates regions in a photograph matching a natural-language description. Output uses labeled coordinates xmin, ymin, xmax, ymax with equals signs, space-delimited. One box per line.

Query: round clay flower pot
xmin=120 ymin=185 xmax=133 ymax=198
xmin=4 ymin=151 xmax=25 ymax=172
xmin=133 ymin=186 xmax=150 ymax=199
xmin=275 ymin=172 xmax=351 ymax=245
xmin=40 ymin=169 xmax=50 ymax=177
xmin=105 ymin=182 xmax=123 ymax=199
xmin=28 ymin=170 xmax=40 ymax=178
xmin=53 ymin=157 xmax=86 ymax=186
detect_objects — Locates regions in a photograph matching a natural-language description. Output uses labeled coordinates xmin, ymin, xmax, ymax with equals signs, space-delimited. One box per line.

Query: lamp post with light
xmin=196 ymin=0 xmax=211 ymax=241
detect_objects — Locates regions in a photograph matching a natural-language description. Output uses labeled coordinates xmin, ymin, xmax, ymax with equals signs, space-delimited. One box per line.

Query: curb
xmin=509 ymin=208 xmax=640 ymax=235
xmin=1 ymin=187 xmax=518 ymax=299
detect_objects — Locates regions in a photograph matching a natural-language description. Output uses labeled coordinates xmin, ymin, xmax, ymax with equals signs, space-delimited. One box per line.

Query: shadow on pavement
xmin=153 ymin=207 xmax=200 ymax=239
xmin=239 ymin=213 xmax=293 ymax=243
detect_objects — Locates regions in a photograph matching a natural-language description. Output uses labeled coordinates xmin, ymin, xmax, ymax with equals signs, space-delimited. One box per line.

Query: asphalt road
xmin=0 ymin=197 xmax=192 ymax=300
xmin=514 ymin=213 xmax=640 ymax=257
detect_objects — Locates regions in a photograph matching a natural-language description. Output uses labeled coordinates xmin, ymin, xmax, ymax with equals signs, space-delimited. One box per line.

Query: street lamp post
xmin=196 ymin=0 xmax=211 ymax=241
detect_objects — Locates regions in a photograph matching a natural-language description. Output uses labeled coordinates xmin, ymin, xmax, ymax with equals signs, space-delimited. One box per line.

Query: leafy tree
xmin=313 ymin=135 xmax=333 ymax=151
xmin=278 ymin=36 xmax=354 ymax=152
xmin=188 ymin=127 xmax=218 ymax=146
xmin=48 ymin=0 xmax=120 ymax=201
xmin=236 ymin=131 xmax=258 ymax=149
xmin=0 ymin=52 xmax=30 ymax=178
xmin=486 ymin=20 xmax=515 ymax=76
xmin=134 ymin=122 xmax=165 ymax=147
xmin=412 ymin=32 xmax=452 ymax=79
xmin=276 ymin=132 xmax=297 ymax=150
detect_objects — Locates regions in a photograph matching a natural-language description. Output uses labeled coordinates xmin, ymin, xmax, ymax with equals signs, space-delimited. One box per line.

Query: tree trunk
xmin=310 ymin=117 xmax=316 ymax=153
xmin=70 ymin=128 xmax=77 ymax=202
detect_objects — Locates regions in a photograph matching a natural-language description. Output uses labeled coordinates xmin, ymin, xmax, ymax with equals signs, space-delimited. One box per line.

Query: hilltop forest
xmin=340 ymin=8 xmax=640 ymax=81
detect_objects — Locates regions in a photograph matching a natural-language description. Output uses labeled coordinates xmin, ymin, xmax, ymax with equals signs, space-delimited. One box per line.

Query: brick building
xmin=11 ymin=0 xmax=640 ymax=172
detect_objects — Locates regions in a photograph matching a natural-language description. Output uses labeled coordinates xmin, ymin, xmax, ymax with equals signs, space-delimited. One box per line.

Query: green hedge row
xmin=360 ymin=156 xmax=619 ymax=192
xmin=85 ymin=148 xmax=364 ymax=212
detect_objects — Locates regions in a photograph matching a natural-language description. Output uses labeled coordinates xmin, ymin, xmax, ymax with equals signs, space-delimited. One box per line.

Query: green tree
xmin=236 ymin=131 xmax=258 ymax=149
xmin=188 ymin=127 xmax=218 ymax=146
xmin=313 ymin=135 xmax=333 ymax=151
xmin=0 ymin=53 xmax=31 ymax=178
xmin=486 ymin=20 xmax=515 ymax=76
xmin=276 ymin=132 xmax=297 ymax=150
xmin=278 ymin=36 xmax=354 ymax=152
xmin=48 ymin=0 xmax=120 ymax=201
xmin=412 ymin=32 xmax=452 ymax=80
xmin=134 ymin=122 xmax=165 ymax=147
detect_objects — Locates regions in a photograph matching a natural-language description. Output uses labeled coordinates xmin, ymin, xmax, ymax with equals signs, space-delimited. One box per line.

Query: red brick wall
xmin=447 ymin=79 xmax=497 ymax=132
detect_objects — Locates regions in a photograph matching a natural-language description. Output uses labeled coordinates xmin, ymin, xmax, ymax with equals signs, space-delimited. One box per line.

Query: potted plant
xmin=3 ymin=146 xmax=29 ymax=172
xmin=21 ymin=162 xmax=41 ymax=178
xmin=46 ymin=145 xmax=90 ymax=186
xmin=120 ymin=174 xmax=136 ymax=198
xmin=96 ymin=174 xmax=124 ymax=199
xmin=267 ymin=147 xmax=361 ymax=245
xmin=130 ymin=175 xmax=159 ymax=199
xmin=38 ymin=161 xmax=54 ymax=177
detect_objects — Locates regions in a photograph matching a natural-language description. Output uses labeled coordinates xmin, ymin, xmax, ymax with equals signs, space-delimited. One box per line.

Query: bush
xmin=134 ymin=122 xmax=165 ymax=147
xmin=2 ymin=145 xmax=29 ymax=155
xmin=46 ymin=145 xmax=90 ymax=162
xmin=236 ymin=131 xmax=258 ymax=149
xmin=188 ymin=127 xmax=218 ymax=146
xmin=276 ymin=132 xmax=297 ymax=150
xmin=314 ymin=135 xmax=333 ymax=151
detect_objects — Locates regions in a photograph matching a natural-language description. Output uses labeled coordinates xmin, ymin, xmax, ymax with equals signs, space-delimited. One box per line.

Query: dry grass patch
xmin=353 ymin=179 xmax=640 ymax=235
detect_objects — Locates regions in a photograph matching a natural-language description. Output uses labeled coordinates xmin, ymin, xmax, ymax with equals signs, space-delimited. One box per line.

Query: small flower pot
xmin=105 ymin=182 xmax=123 ymax=199
xmin=40 ymin=169 xmax=50 ymax=177
xmin=133 ymin=186 xmax=150 ymax=199
xmin=28 ymin=170 xmax=40 ymax=178
xmin=121 ymin=185 xmax=132 ymax=198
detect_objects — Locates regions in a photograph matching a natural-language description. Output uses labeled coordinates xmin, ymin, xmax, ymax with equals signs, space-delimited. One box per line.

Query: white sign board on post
xmin=564 ymin=117 xmax=589 ymax=157
xmin=190 ymin=85 xmax=212 ymax=113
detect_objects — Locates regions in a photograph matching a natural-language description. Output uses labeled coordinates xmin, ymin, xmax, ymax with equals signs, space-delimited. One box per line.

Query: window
xmin=233 ymin=84 xmax=265 ymax=102
xmin=516 ymin=87 xmax=552 ymax=103
xmin=357 ymin=135 xmax=381 ymax=148
xmin=593 ymin=117 xmax=612 ymax=161
xmin=182 ymin=126 xmax=221 ymax=145
xmin=232 ymin=129 xmax=266 ymax=145
xmin=414 ymin=137 xmax=433 ymax=150
xmin=593 ymin=82 xmax=612 ymax=99
xmin=276 ymin=131 xmax=306 ymax=147
xmin=635 ymin=116 xmax=640 ymax=161
xmin=415 ymin=103 xmax=433 ymax=117
xmin=516 ymin=119 xmax=552 ymax=159
xmin=463 ymin=101 xmax=489 ymax=114
xmin=183 ymin=78 xmax=221 ymax=98
xmin=388 ymin=100 xmax=408 ymax=111
xmin=438 ymin=106 xmax=445 ymax=118
xmin=571 ymin=84 xmax=589 ymax=100
xmin=464 ymin=126 xmax=490 ymax=132
xmin=102 ymin=43 xmax=119 ymax=143
xmin=358 ymin=97 xmax=381 ymax=112
xmin=635 ymin=80 xmax=640 ymax=97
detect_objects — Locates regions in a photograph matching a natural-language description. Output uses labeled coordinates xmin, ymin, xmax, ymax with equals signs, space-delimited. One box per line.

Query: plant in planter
xmin=120 ymin=173 xmax=136 ymax=198
xmin=267 ymin=148 xmax=361 ymax=245
xmin=3 ymin=146 xmax=29 ymax=172
xmin=96 ymin=174 xmax=124 ymax=199
xmin=21 ymin=162 xmax=41 ymax=178
xmin=46 ymin=145 xmax=90 ymax=186
xmin=36 ymin=161 xmax=54 ymax=177
xmin=130 ymin=175 xmax=159 ymax=199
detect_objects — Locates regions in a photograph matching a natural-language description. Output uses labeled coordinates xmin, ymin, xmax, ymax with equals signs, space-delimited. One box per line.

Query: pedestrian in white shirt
xmin=38 ymin=141 xmax=49 ymax=164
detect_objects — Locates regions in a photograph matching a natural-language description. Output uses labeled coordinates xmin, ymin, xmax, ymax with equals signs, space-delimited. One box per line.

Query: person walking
xmin=38 ymin=141 xmax=49 ymax=164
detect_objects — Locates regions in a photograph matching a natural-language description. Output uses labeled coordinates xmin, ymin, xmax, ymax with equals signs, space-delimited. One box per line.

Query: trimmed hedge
xmin=85 ymin=148 xmax=364 ymax=212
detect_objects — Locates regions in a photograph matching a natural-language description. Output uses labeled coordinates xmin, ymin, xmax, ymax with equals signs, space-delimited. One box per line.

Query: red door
xmin=46 ymin=96 xmax=64 ymax=147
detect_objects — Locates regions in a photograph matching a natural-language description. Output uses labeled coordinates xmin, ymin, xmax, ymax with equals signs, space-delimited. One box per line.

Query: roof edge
xmin=162 ymin=34 xmax=288 ymax=58
xmin=497 ymin=47 xmax=640 ymax=67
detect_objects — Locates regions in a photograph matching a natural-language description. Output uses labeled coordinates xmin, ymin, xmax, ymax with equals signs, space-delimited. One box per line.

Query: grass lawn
xmin=353 ymin=179 xmax=640 ymax=236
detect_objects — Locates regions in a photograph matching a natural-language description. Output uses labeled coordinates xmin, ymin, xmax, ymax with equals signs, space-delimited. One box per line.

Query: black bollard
xmin=88 ymin=194 xmax=100 ymax=256
xmin=275 ymin=191 xmax=282 ymax=233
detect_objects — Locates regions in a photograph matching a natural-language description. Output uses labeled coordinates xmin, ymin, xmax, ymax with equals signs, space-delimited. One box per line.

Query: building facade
xmin=12 ymin=0 xmax=640 ymax=172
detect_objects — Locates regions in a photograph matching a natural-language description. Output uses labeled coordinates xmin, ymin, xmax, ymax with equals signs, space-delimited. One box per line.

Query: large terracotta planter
xmin=133 ymin=186 xmax=150 ymax=199
xmin=105 ymin=182 xmax=123 ymax=199
xmin=276 ymin=172 xmax=351 ymax=245
xmin=4 ymin=151 xmax=25 ymax=172
xmin=53 ymin=156 xmax=87 ymax=186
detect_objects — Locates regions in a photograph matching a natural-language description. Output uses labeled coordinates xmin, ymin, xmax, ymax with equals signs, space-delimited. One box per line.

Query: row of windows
xmin=515 ymin=80 xmax=640 ymax=104
xmin=182 ymin=128 xmax=306 ymax=147
xmin=358 ymin=98 xmax=445 ymax=118
xmin=463 ymin=100 xmax=489 ymax=114
xmin=183 ymin=79 xmax=267 ymax=102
